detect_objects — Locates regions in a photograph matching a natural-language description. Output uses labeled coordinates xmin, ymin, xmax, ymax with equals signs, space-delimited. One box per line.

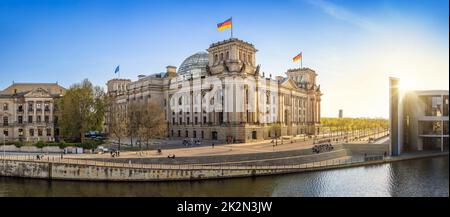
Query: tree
xmin=269 ymin=123 xmax=282 ymax=139
xmin=127 ymin=101 xmax=140 ymax=147
xmin=137 ymin=101 xmax=167 ymax=149
xmin=107 ymin=97 xmax=128 ymax=150
xmin=59 ymin=79 xmax=106 ymax=143
xmin=320 ymin=117 xmax=389 ymax=141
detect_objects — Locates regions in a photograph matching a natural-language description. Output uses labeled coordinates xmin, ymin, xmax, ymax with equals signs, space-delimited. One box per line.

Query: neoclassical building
xmin=0 ymin=83 xmax=66 ymax=142
xmin=107 ymin=38 xmax=322 ymax=143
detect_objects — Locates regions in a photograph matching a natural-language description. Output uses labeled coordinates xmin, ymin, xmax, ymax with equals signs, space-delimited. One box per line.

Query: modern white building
xmin=390 ymin=77 xmax=449 ymax=155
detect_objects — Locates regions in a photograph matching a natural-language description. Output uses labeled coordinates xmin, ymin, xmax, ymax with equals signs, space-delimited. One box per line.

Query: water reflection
xmin=0 ymin=156 xmax=448 ymax=197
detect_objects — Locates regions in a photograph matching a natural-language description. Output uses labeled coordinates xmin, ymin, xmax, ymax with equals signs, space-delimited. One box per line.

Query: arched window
xmin=214 ymin=54 xmax=218 ymax=63
xmin=226 ymin=51 xmax=229 ymax=60
xmin=220 ymin=53 xmax=223 ymax=61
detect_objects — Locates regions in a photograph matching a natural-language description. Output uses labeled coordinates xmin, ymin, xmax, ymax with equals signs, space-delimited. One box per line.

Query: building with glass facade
xmin=390 ymin=78 xmax=448 ymax=155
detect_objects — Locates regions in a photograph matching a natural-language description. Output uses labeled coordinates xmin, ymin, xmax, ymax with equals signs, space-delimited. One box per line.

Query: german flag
xmin=217 ymin=18 xmax=232 ymax=31
xmin=293 ymin=52 xmax=302 ymax=62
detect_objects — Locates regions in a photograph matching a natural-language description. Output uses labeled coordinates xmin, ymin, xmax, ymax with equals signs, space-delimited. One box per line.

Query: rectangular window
xmin=444 ymin=96 xmax=449 ymax=117
xmin=28 ymin=103 xmax=33 ymax=112
xmin=444 ymin=121 xmax=449 ymax=135
xmin=3 ymin=130 xmax=8 ymax=136
xmin=37 ymin=116 xmax=41 ymax=123
xmin=28 ymin=116 xmax=33 ymax=123
xmin=45 ymin=116 xmax=49 ymax=123
xmin=46 ymin=128 xmax=51 ymax=136
xmin=424 ymin=96 xmax=443 ymax=117
xmin=44 ymin=102 xmax=50 ymax=111
xmin=38 ymin=129 xmax=43 ymax=136
xmin=420 ymin=121 xmax=443 ymax=135
xmin=17 ymin=104 xmax=24 ymax=112
xmin=3 ymin=116 xmax=8 ymax=126
xmin=36 ymin=103 xmax=42 ymax=111
xmin=29 ymin=129 xmax=34 ymax=137
xmin=18 ymin=116 xmax=23 ymax=124
xmin=2 ymin=103 xmax=8 ymax=111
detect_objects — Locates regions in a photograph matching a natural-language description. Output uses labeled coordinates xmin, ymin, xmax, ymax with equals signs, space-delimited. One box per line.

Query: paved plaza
xmin=67 ymin=132 xmax=387 ymax=161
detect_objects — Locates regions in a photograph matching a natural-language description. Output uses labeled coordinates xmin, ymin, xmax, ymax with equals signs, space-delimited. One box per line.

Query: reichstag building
xmin=106 ymin=38 xmax=322 ymax=143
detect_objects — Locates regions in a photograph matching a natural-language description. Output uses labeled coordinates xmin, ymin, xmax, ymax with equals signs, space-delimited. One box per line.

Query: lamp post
xmin=3 ymin=133 xmax=5 ymax=157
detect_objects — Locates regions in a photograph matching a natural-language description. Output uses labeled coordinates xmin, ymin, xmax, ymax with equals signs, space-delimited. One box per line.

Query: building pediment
xmin=24 ymin=88 xmax=53 ymax=98
xmin=280 ymin=78 xmax=298 ymax=89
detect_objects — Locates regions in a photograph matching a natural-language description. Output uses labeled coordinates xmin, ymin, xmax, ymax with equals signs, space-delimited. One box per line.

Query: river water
xmin=0 ymin=156 xmax=448 ymax=197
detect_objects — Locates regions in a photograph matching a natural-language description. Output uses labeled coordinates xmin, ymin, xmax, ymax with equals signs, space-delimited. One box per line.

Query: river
xmin=0 ymin=156 xmax=448 ymax=197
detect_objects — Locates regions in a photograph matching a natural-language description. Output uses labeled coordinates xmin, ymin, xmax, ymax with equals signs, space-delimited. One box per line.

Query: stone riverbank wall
xmin=1 ymin=151 xmax=447 ymax=182
xmin=0 ymin=143 xmax=394 ymax=181
xmin=0 ymin=159 xmax=303 ymax=181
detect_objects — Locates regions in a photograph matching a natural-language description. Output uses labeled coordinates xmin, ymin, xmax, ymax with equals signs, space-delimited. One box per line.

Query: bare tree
xmin=127 ymin=102 xmax=141 ymax=147
xmin=137 ymin=101 xmax=167 ymax=149
xmin=107 ymin=101 xmax=128 ymax=151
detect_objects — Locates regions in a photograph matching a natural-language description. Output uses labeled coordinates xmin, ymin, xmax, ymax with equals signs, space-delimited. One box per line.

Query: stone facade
xmin=106 ymin=38 xmax=322 ymax=143
xmin=0 ymin=83 xmax=66 ymax=142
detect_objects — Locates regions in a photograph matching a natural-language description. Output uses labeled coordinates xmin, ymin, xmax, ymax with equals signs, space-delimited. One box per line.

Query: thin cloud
xmin=304 ymin=0 xmax=378 ymax=31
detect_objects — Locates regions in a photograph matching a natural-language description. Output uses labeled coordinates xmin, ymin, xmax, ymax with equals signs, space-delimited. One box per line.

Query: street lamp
xmin=2 ymin=133 xmax=5 ymax=157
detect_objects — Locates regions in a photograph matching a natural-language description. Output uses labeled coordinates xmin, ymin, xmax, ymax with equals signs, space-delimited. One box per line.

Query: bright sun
xmin=398 ymin=79 xmax=417 ymax=91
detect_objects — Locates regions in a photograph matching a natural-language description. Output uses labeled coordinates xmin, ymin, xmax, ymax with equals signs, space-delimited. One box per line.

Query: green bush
xmin=0 ymin=141 xmax=24 ymax=147
xmin=13 ymin=142 xmax=25 ymax=148
xmin=26 ymin=139 xmax=103 ymax=150
xmin=75 ymin=139 xmax=103 ymax=150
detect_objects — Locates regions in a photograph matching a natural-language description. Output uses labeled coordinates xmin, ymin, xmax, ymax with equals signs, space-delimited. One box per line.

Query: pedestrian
xmin=60 ymin=153 xmax=63 ymax=159
xmin=212 ymin=143 xmax=215 ymax=148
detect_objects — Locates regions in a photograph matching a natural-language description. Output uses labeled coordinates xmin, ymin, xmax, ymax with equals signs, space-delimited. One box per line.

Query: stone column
xmin=50 ymin=101 xmax=54 ymax=140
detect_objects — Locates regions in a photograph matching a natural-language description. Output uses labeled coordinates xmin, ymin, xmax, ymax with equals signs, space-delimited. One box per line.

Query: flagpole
xmin=301 ymin=53 xmax=303 ymax=68
xmin=231 ymin=16 xmax=233 ymax=39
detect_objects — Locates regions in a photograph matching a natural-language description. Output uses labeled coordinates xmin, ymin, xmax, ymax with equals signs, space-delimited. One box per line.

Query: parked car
xmin=95 ymin=146 xmax=109 ymax=154
xmin=84 ymin=131 xmax=106 ymax=139
xmin=93 ymin=135 xmax=106 ymax=141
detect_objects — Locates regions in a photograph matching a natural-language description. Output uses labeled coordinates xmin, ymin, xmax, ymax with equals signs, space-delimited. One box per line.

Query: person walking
xmin=212 ymin=143 xmax=215 ymax=148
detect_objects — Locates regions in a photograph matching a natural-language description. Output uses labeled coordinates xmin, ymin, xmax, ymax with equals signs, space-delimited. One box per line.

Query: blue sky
xmin=0 ymin=0 xmax=448 ymax=118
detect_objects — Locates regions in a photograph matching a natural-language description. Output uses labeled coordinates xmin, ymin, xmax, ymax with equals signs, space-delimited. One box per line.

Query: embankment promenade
xmin=0 ymin=143 xmax=447 ymax=181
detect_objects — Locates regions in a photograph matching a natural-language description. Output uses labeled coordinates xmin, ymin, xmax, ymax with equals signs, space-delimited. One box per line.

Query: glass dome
xmin=178 ymin=52 xmax=209 ymax=80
